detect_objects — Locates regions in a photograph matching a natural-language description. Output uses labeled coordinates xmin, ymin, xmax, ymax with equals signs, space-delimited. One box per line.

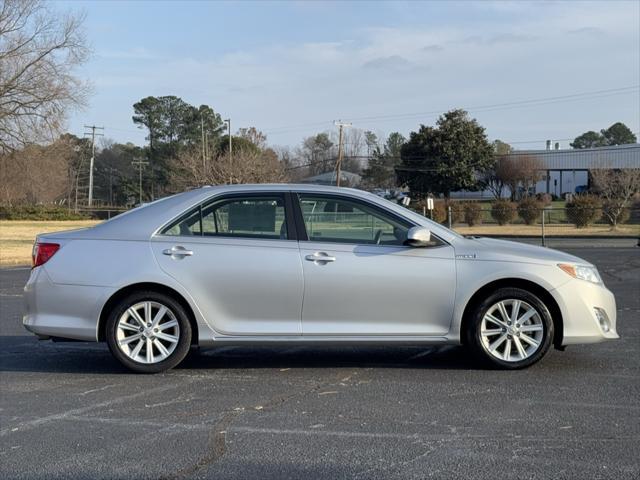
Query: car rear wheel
xmin=106 ymin=291 xmax=192 ymax=373
xmin=467 ymin=287 xmax=554 ymax=369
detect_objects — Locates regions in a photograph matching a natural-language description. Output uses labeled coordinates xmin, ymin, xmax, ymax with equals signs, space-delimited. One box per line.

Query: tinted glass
xmin=202 ymin=197 xmax=287 ymax=239
xmin=162 ymin=195 xmax=288 ymax=239
xmin=161 ymin=207 xmax=201 ymax=236
xmin=298 ymin=195 xmax=410 ymax=245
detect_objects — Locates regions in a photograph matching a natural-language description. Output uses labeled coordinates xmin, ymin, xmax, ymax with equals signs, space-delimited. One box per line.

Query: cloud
xmin=567 ymin=26 xmax=605 ymax=36
xmin=99 ymin=47 xmax=158 ymax=60
xmin=486 ymin=33 xmax=537 ymax=44
xmin=361 ymin=55 xmax=413 ymax=70
xmin=422 ymin=44 xmax=444 ymax=53
xmin=456 ymin=33 xmax=537 ymax=45
xmin=76 ymin=0 xmax=639 ymax=148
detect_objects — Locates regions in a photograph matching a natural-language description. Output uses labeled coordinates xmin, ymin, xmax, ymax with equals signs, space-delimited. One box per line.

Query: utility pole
xmin=108 ymin=167 xmax=115 ymax=206
xmin=131 ymin=158 xmax=149 ymax=205
xmin=334 ymin=120 xmax=351 ymax=187
xmin=200 ymin=115 xmax=206 ymax=173
xmin=224 ymin=118 xmax=232 ymax=183
xmin=83 ymin=125 xmax=104 ymax=207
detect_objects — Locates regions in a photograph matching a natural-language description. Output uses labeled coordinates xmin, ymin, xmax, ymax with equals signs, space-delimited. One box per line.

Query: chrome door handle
xmin=305 ymin=252 xmax=336 ymax=263
xmin=163 ymin=246 xmax=194 ymax=257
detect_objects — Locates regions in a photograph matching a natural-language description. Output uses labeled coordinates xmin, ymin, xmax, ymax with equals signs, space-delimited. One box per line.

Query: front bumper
xmin=23 ymin=267 xmax=113 ymax=341
xmin=551 ymin=279 xmax=619 ymax=345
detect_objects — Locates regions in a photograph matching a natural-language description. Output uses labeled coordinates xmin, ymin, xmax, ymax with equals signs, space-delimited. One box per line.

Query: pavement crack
xmin=159 ymin=409 xmax=241 ymax=480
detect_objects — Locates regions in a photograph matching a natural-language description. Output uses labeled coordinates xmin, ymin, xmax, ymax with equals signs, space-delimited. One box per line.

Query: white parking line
xmin=0 ymin=381 xmax=193 ymax=437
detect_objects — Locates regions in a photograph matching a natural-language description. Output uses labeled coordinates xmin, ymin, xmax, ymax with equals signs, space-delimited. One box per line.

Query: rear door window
xmin=162 ymin=194 xmax=289 ymax=240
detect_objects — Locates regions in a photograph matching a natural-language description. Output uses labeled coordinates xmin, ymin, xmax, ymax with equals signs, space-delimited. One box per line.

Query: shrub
xmin=565 ymin=195 xmax=602 ymax=228
xmin=0 ymin=204 xmax=89 ymax=221
xmin=462 ymin=202 xmax=482 ymax=227
xmin=535 ymin=193 xmax=553 ymax=206
xmin=490 ymin=199 xmax=517 ymax=225
xmin=517 ymin=197 xmax=542 ymax=225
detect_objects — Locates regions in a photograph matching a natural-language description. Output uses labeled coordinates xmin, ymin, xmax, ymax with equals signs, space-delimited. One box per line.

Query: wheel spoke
xmin=489 ymin=334 xmax=508 ymax=352
xmin=520 ymin=334 xmax=540 ymax=348
xmin=520 ymin=324 xmax=543 ymax=333
xmin=130 ymin=339 xmax=144 ymax=358
xmin=158 ymin=319 xmax=178 ymax=331
xmin=510 ymin=300 xmax=521 ymax=324
xmin=485 ymin=313 xmax=508 ymax=328
xmin=517 ymin=308 xmax=537 ymax=324
xmin=503 ymin=338 xmax=512 ymax=360
xmin=155 ymin=331 xmax=178 ymax=344
xmin=119 ymin=321 xmax=139 ymax=332
xmin=481 ymin=328 xmax=503 ymax=336
xmin=497 ymin=302 xmax=510 ymax=324
xmin=119 ymin=333 xmax=142 ymax=345
xmin=146 ymin=338 xmax=154 ymax=363
xmin=513 ymin=336 xmax=527 ymax=359
xmin=154 ymin=339 xmax=170 ymax=358
xmin=152 ymin=306 xmax=168 ymax=327
xmin=144 ymin=302 xmax=152 ymax=325
xmin=127 ymin=307 xmax=145 ymax=327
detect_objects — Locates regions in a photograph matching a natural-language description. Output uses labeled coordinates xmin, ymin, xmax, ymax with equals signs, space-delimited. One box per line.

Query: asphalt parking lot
xmin=0 ymin=247 xmax=638 ymax=479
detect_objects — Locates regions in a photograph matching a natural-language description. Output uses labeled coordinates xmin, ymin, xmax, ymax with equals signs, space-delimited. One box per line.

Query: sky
xmin=57 ymin=0 xmax=640 ymax=150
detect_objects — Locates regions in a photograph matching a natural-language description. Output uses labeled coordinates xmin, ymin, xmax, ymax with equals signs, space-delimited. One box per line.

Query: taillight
xmin=32 ymin=242 xmax=60 ymax=268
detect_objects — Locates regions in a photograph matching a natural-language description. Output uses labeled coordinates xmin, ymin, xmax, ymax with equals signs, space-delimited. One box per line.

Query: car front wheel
xmin=467 ymin=287 xmax=554 ymax=369
xmin=106 ymin=291 xmax=192 ymax=373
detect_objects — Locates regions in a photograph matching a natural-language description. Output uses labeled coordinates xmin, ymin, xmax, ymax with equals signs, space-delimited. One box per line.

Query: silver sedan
xmin=23 ymin=185 xmax=618 ymax=372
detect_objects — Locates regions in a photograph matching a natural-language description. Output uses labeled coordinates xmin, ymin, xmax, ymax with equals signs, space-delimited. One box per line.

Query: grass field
xmin=0 ymin=220 xmax=100 ymax=266
xmin=0 ymin=219 xmax=638 ymax=266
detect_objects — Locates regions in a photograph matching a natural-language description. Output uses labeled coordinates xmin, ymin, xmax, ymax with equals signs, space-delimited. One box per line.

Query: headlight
xmin=558 ymin=263 xmax=603 ymax=284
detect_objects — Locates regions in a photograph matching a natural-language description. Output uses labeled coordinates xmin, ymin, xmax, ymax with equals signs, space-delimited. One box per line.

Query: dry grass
xmin=0 ymin=220 xmax=100 ymax=266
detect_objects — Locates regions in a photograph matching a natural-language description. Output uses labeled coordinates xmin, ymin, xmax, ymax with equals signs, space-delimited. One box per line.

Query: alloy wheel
xmin=115 ymin=301 xmax=180 ymax=364
xmin=480 ymin=299 xmax=544 ymax=362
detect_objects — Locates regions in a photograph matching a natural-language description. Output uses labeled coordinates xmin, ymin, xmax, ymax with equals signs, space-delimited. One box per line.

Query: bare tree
xmin=237 ymin=127 xmax=267 ymax=149
xmin=591 ymin=168 xmax=640 ymax=228
xmin=500 ymin=154 xmax=544 ymax=200
xmin=0 ymin=0 xmax=90 ymax=153
xmin=0 ymin=135 xmax=77 ymax=205
xmin=169 ymin=147 xmax=288 ymax=191
xmin=480 ymin=155 xmax=508 ymax=199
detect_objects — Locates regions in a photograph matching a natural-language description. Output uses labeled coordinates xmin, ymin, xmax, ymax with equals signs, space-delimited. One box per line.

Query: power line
xmin=264 ymin=85 xmax=639 ymax=136
xmin=285 ymin=144 xmax=640 ymax=171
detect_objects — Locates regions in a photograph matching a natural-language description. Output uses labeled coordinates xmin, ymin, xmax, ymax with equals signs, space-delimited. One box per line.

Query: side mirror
xmin=404 ymin=226 xmax=431 ymax=247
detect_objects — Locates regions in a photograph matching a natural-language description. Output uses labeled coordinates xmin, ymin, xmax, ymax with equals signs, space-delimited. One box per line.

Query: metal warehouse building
xmin=510 ymin=143 xmax=640 ymax=196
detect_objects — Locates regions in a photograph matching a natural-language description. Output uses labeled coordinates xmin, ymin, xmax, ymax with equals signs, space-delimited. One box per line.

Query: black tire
xmin=106 ymin=291 xmax=192 ymax=373
xmin=466 ymin=287 xmax=554 ymax=369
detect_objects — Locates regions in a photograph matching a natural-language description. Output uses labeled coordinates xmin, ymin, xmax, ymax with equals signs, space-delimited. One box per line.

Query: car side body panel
xmin=22 ymin=184 xmax=619 ymax=352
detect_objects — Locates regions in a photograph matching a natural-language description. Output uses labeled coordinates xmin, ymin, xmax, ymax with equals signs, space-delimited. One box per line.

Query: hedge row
xmin=416 ymin=195 xmax=635 ymax=228
xmin=0 ymin=205 xmax=90 ymax=221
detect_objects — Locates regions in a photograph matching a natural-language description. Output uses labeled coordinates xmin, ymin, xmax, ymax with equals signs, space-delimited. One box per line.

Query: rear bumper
xmin=551 ymin=279 xmax=619 ymax=345
xmin=23 ymin=267 xmax=113 ymax=341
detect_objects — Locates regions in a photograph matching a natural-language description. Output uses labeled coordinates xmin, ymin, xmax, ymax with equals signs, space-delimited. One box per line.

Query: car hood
xmin=454 ymin=237 xmax=590 ymax=266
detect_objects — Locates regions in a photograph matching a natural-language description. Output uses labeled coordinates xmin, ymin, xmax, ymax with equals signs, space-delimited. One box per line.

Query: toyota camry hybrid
xmin=23 ymin=184 xmax=618 ymax=373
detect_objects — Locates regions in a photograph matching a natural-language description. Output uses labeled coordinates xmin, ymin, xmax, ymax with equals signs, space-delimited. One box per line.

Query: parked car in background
xmin=24 ymin=185 xmax=618 ymax=373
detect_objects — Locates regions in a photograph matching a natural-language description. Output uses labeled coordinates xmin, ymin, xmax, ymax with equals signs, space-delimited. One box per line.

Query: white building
xmin=512 ymin=143 xmax=640 ymax=196
xmin=452 ymin=143 xmax=640 ymax=199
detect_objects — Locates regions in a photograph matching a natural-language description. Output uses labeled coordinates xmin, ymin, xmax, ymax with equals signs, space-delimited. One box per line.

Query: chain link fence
xmin=426 ymin=206 xmax=640 ymax=245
